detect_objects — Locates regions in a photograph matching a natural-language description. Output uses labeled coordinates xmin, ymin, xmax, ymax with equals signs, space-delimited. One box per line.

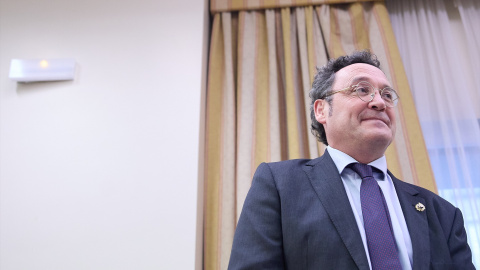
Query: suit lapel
xmin=391 ymin=174 xmax=430 ymax=270
xmin=303 ymin=151 xmax=370 ymax=270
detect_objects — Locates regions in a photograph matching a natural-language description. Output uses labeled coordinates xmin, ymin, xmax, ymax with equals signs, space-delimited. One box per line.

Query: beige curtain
xmin=204 ymin=2 xmax=436 ymax=269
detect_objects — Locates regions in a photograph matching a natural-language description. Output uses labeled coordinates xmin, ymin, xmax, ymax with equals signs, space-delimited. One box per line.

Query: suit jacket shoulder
xmin=229 ymin=153 xmax=369 ymax=270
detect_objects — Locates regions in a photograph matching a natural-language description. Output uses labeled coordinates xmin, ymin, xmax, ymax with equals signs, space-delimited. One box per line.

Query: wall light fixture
xmin=9 ymin=59 xmax=76 ymax=83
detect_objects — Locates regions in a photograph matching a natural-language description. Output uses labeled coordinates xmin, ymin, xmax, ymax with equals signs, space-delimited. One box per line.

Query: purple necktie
xmin=349 ymin=163 xmax=402 ymax=270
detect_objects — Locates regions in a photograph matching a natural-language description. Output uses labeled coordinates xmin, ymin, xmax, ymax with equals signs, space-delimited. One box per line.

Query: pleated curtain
xmin=204 ymin=1 xmax=436 ymax=269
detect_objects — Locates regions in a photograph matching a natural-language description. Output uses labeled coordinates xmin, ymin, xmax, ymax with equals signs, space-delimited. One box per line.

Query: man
xmin=228 ymin=51 xmax=475 ymax=270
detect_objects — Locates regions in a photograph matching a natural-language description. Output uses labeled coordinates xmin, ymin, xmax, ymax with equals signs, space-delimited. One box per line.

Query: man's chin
xmin=365 ymin=132 xmax=394 ymax=147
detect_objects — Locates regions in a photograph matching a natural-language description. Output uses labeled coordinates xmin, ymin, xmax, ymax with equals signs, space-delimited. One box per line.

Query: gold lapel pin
xmin=415 ymin=202 xmax=425 ymax=212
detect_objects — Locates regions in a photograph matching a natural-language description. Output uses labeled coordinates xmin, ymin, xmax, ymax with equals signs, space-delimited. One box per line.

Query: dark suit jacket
xmin=228 ymin=151 xmax=475 ymax=270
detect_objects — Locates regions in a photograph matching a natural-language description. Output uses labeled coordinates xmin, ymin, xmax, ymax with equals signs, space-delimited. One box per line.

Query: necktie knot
xmin=349 ymin=163 xmax=373 ymax=179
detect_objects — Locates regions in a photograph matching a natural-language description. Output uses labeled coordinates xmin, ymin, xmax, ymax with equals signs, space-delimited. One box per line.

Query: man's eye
xmin=382 ymin=91 xmax=393 ymax=100
xmin=356 ymin=86 xmax=370 ymax=95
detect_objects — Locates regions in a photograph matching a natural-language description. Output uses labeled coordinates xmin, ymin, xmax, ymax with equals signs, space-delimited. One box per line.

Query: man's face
xmin=315 ymin=63 xmax=397 ymax=158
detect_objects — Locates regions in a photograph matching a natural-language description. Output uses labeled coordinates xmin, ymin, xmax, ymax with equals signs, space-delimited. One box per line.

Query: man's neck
xmin=328 ymin=143 xmax=387 ymax=164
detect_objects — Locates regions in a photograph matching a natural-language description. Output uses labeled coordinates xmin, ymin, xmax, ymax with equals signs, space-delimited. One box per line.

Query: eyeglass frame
xmin=321 ymin=81 xmax=400 ymax=107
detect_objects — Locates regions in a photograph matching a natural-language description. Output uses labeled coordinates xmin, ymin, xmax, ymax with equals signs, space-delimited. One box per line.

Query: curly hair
xmin=309 ymin=50 xmax=381 ymax=145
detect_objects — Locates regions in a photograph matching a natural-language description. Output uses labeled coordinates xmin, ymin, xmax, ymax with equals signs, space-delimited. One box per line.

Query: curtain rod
xmin=210 ymin=0 xmax=382 ymax=14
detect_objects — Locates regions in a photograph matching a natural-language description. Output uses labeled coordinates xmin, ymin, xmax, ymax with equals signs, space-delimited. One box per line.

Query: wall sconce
xmin=9 ymin=59 xmax=76 ymax=83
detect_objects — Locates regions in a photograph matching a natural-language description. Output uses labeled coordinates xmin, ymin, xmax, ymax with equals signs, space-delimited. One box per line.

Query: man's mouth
xmin=361 ymin=116 xmax=390 ymax=126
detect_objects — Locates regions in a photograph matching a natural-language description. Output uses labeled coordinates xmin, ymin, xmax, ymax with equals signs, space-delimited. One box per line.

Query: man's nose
xmin=368 ymin=90 xmax=386 ymax=110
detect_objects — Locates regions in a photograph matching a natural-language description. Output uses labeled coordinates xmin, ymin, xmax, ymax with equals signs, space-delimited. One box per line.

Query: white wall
xmin=0 ymin=0 xmax=207 ymax=269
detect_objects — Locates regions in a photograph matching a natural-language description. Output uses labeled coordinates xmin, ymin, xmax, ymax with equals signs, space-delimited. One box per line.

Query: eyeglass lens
xmin=354 ymin=82 xmax=398 ymax=106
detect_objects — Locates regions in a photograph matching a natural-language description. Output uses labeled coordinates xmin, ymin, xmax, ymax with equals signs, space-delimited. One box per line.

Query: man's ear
xmin=314 ymin=99 xmax=328 ymax=124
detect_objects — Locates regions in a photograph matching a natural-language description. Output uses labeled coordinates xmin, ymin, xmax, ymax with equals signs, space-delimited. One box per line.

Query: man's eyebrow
xmin=350 ymin=76 xmax=391 ymax=88
xmin=350 ymin=76 xmax=369 ymax=84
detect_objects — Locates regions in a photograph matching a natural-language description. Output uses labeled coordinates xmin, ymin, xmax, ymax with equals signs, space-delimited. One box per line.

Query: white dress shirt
xmin=327 ymin=146 xmax=413 ymax=270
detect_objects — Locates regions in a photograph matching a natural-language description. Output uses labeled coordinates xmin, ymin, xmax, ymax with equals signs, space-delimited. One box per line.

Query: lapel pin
xmin=415 ymin=202 xmax=425 ymax=212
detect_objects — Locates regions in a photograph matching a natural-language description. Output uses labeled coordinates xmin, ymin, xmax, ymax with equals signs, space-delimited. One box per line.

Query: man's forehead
xmin=335 ymin=63 xmax=390 ymax=87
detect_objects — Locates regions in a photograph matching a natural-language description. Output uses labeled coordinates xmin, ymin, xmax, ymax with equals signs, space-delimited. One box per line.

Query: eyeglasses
xmin=323 ymin=81 xmax=399 ymax=107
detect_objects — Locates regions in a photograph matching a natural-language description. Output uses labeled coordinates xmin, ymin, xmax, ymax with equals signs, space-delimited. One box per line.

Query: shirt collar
xmin=327 ymin=145 xmax=388 ymax=180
